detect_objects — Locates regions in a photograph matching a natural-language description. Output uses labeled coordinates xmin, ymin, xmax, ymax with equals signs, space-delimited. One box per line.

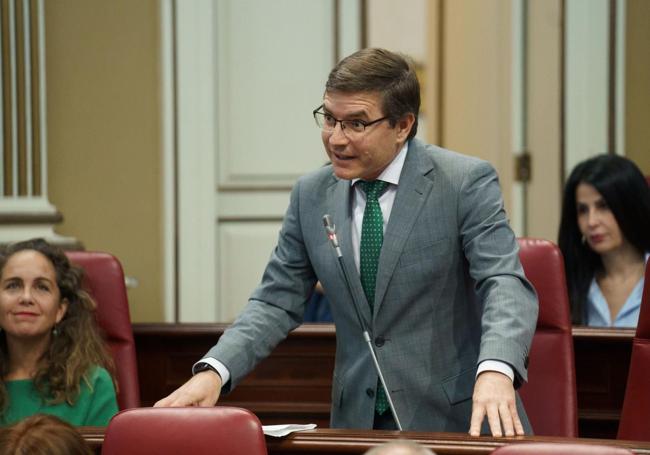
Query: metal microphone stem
xmin=323 ymin=215 xmax=403 ymax=430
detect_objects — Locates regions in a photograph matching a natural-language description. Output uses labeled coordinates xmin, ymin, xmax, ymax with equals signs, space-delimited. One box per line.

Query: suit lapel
xmin=329 ymin=177 xmax=372 ymax=329
xmin=373 ymin=142 xmax=435 ymax=316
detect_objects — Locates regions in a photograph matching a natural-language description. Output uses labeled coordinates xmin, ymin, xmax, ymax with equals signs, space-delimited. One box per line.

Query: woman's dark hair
xmin=558 ymin=155 xmax=650 ymax=324
xmin=325 ymin=48 xmax=420 ymax=141
xmin=0 ymin=238 xmax=115 ymax=414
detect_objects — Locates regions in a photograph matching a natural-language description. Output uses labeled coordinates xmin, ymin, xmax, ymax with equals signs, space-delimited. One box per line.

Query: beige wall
xmin=440 ymin=0 xmax=515 ymax=214
xmin=526 ymin=0 xmax=562 ymax=242
xmin=45 ymin=0 xmax=164 ymax=321
xmin=625 ymin=0 xmax=650 ymax=174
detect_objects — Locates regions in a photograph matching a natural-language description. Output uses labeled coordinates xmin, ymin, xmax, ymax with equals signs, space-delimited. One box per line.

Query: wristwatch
xmin=194 ymin=362 xmax=220 ymax=378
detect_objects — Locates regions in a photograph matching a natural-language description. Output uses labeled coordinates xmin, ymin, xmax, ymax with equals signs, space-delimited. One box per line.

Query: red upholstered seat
xmin=617 ymin=261 xmax=650 ymax=441
xmin=101 ymin=407 xmax=267 ymax=455
xmin=65 ymin=251 xmax=140 ymax=410
xmin=516 ymin=238 xmax=578 ymax=437
xmin=492 ymin=442 xmax=634 ymax=454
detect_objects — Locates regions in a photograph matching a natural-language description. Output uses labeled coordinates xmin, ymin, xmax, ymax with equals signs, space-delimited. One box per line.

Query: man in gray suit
xmin=156 ymin=48 xmax=538 ymax=437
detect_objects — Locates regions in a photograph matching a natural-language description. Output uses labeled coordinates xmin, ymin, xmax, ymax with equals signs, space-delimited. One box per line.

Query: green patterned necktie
xmin=359 ymin=180 xmax=388 ymax=307
xmin=358 ymin=179 xmax=390 ymax=415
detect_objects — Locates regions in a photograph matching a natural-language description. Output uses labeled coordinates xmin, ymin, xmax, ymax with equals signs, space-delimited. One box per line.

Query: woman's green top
xmin=1 ymin=366 xmax=118 ymax=426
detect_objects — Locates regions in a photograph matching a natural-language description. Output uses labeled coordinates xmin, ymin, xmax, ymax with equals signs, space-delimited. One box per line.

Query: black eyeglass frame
xmin=312 ymin=104 xmax=390 ymax=134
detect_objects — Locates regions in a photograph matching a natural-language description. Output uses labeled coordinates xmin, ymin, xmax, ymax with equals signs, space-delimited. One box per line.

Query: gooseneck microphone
xmin=322 ymin=214 xmax=403 ymax=430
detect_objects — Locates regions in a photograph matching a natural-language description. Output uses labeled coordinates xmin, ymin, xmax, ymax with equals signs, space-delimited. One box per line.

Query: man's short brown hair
xmin=325 ymin=48 xmax=420 ymax=141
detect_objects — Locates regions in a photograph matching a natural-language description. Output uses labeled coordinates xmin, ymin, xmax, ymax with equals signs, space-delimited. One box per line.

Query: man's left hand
xmin=468 ymin=371 xmax=524 ymax=437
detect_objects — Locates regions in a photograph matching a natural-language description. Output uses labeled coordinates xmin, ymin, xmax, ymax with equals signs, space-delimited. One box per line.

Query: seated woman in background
xmin=0 ymin=413 xmax=93 ymax=454
xmin=0 ymin=238 xmax=118 ymax=426
xmin=559 ymin=155 xmax=650 ymax=327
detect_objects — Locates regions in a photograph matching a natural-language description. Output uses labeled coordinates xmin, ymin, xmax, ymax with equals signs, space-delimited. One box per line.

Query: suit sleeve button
xmin=374 ymin=337 xmax=385 ymax=347
xmin=366 ymin=388 xmax=375 ymax=398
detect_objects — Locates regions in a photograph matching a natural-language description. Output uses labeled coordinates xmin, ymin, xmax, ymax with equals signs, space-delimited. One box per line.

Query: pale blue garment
xmin=585 ymin=253 xmax=649 ymax=328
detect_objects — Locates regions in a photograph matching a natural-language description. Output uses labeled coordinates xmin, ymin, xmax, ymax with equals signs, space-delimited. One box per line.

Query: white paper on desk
xmin=262 ymin=423 xmax=317 ymax=437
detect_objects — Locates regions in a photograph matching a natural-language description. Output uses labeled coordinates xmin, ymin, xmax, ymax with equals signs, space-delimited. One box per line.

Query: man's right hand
xmin=154 ymin=370 xmax=222 ymax=407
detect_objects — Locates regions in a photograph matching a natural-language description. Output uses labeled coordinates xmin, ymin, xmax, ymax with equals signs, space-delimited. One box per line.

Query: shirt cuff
xmin=192 ymin=358 xmax=230 ymax=387
xmin=477 ymin=360 xmax=514 ymax=382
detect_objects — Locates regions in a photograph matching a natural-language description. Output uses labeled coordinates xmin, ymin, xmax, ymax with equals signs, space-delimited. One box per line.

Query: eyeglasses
xmin=312 ymin=105 xmax=389 ymax=138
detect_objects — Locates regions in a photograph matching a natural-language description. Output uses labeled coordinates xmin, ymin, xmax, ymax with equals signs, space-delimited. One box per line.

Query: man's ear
xmin=395 ymin=113 xmax=416 ymax=142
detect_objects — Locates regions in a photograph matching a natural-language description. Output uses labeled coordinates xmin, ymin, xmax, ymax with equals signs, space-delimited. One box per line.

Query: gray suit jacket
xmin=207 ymin=139 xmax=538 ymax=432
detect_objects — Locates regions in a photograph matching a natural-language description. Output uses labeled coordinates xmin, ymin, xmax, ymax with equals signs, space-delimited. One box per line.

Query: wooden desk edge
xmin=572 ymin=326 xmax=636 ymax=340
xmin=133 ymin=322 xmax=635 ymax=340
xmin=80 ymin=427 xmax=650 ymax=454
xmin=132 ymin=322 xmax=337 ymax=337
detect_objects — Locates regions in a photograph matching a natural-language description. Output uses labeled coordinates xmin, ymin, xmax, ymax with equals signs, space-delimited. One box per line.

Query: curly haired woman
xmin=0 ymin=238 xmax=118 ymax=426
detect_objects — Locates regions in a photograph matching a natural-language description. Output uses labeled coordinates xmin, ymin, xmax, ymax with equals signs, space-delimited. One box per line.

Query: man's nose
xmin=328 ymin=122 xmax=349 ymax=145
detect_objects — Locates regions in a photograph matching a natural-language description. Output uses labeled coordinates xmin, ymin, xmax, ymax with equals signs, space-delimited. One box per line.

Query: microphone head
xmin=322 ymin=214 xmax=340 ymax=252
xmin=323 ymin=214 xmax=336 ymax=234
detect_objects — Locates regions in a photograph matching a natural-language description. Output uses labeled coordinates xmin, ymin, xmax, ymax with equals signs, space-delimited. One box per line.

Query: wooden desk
xmin=81 ymin=427 xmax=650 ymax=454
xmin=133 ymin=323 xmax=635 ymax=439
xmin=572 ymin=327 xmax=634 ymax=439
xmin=134 ymin=323 xmax=335 ymax=427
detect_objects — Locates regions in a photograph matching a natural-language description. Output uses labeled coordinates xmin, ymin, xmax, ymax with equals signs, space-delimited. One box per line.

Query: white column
xmin=0 ymin=0 xmax=77 ymax=246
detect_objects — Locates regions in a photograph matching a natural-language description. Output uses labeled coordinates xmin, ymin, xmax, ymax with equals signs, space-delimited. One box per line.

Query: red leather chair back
xmin=101 ymin=407 xmax=267 ymax=455
xmin=65 ymin=251 xmax=140 ymax=410
xmin=516 ymin=238 xmax=578 ymax=437
xmin=492 ymin=442 xmax=633 ymax=454
xmin=617 ymin=261 xmax=650 ymax=441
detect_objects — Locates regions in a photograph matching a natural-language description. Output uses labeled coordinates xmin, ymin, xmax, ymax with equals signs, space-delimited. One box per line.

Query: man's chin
xmin=332 ymin=166 xmax=360 ymax=181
